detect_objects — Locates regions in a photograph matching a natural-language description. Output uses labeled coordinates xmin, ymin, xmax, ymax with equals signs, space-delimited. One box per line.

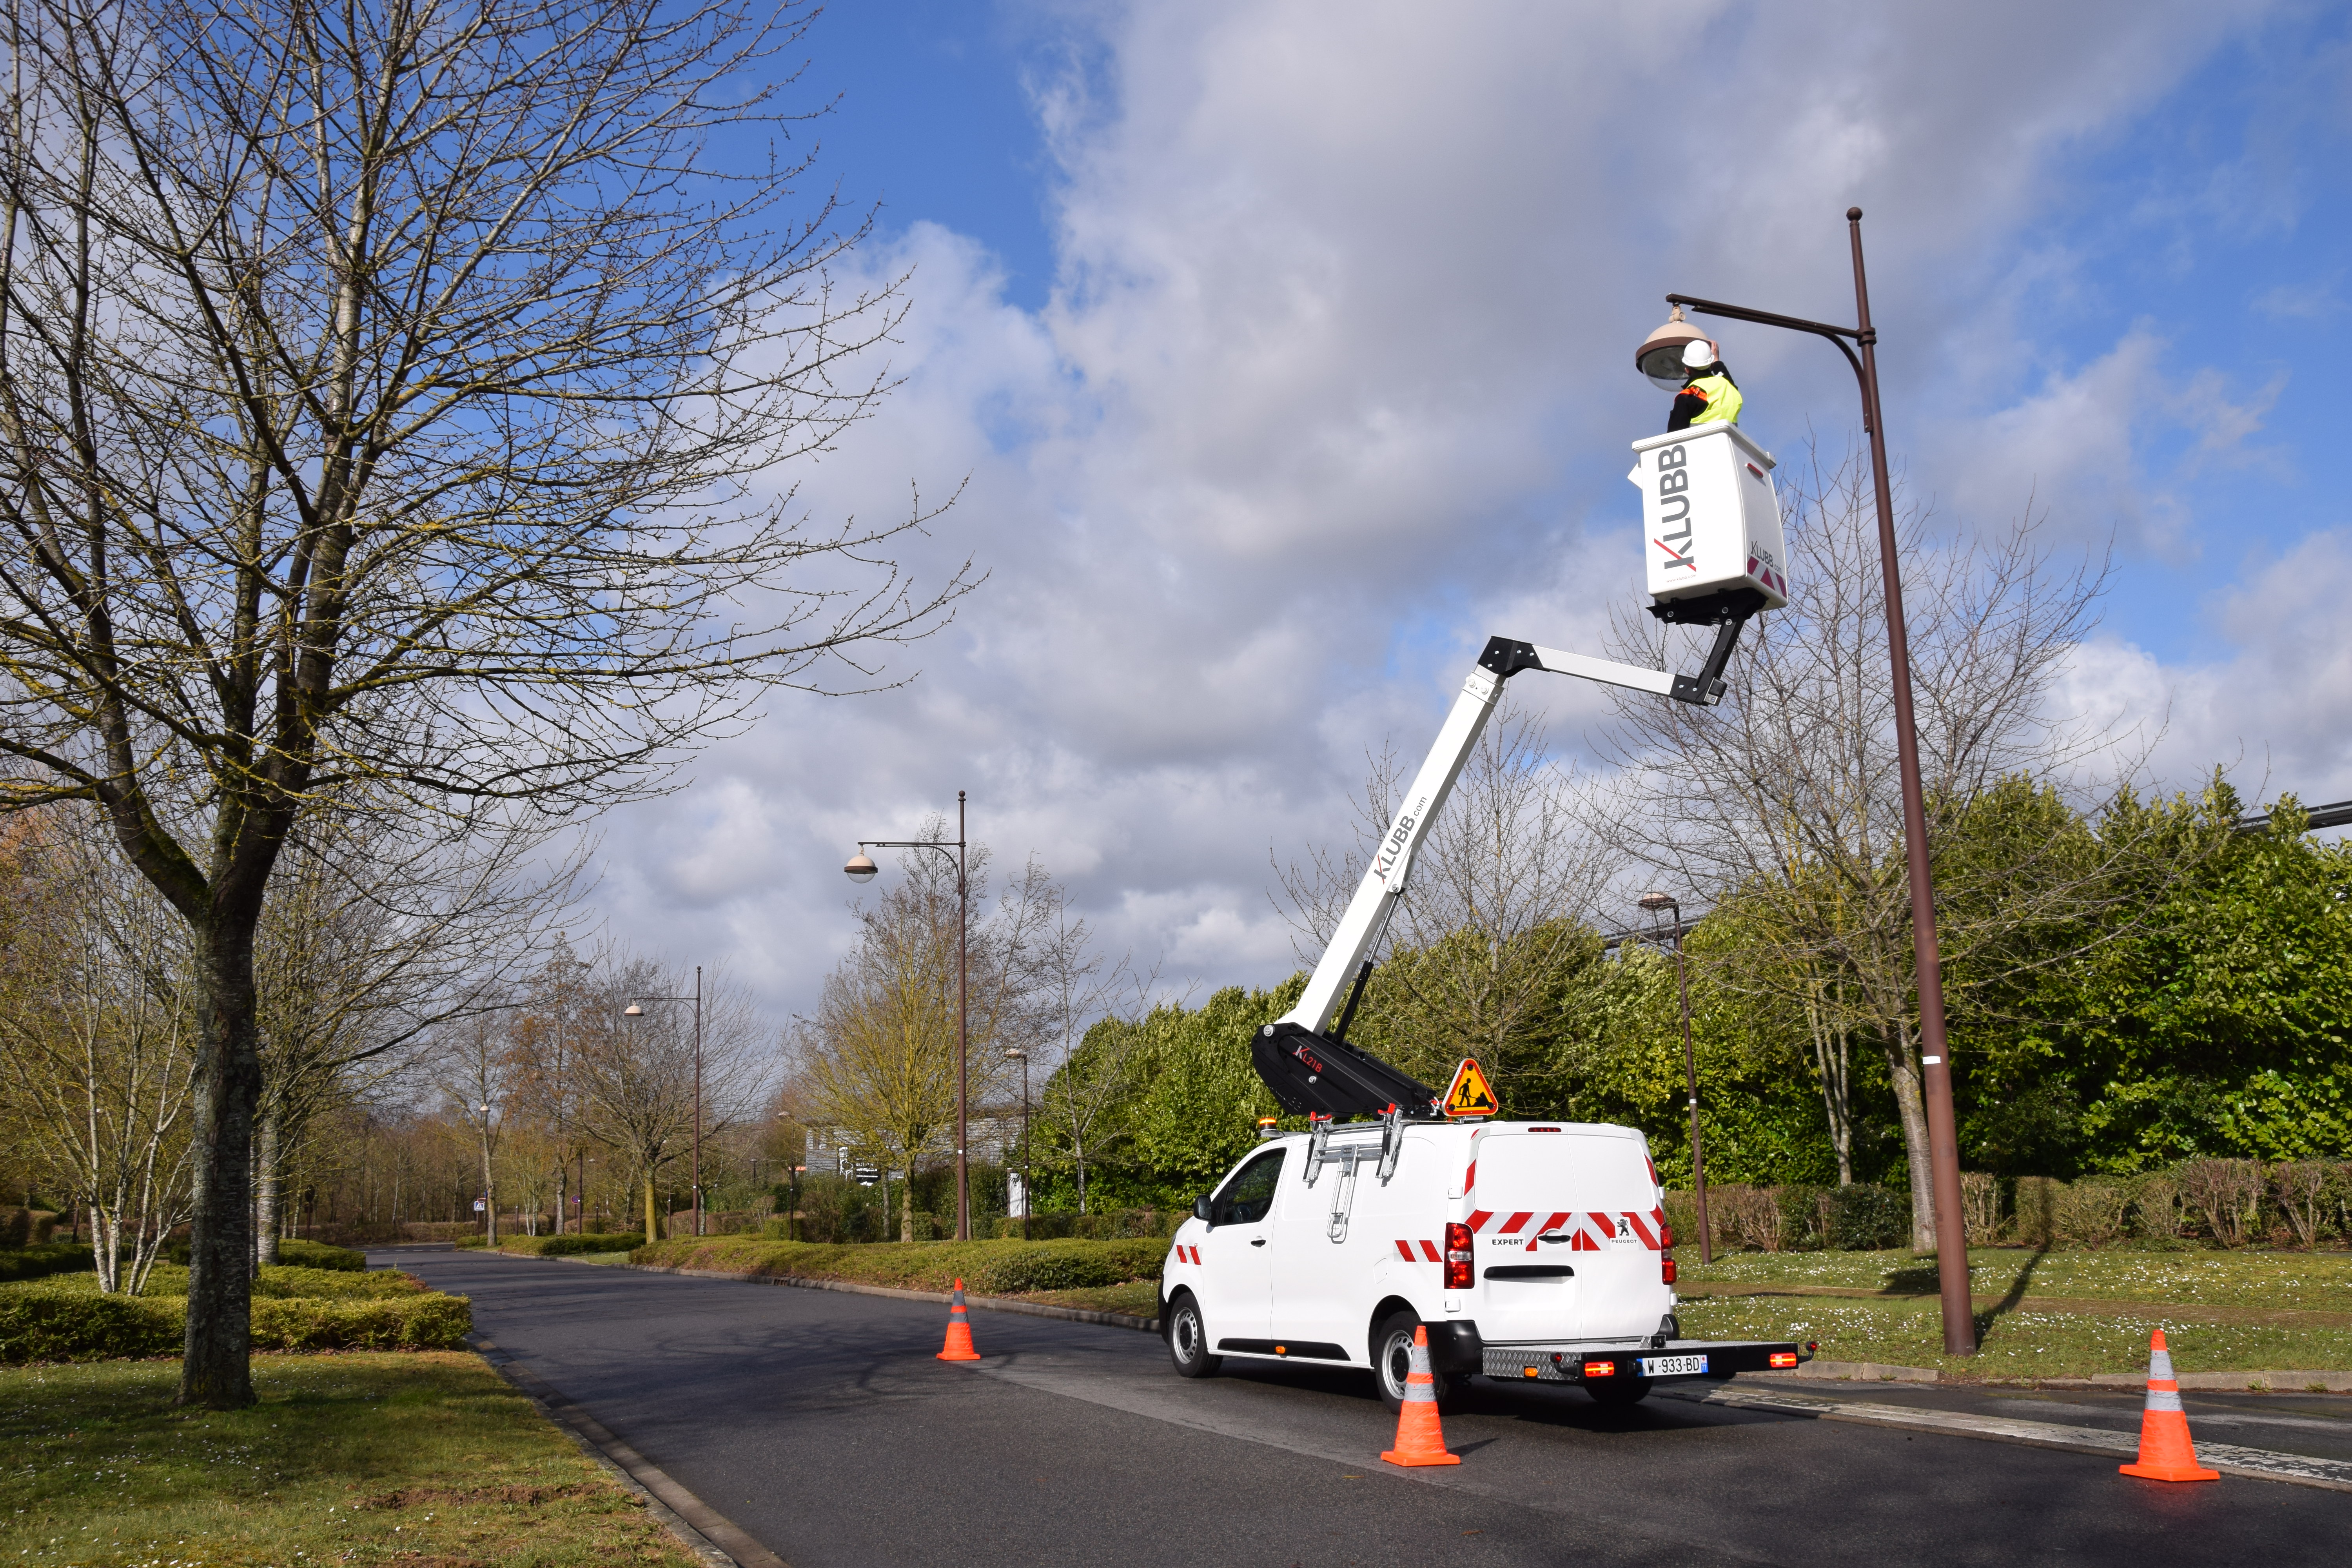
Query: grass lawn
xmin=0 ymin=1352 xmax=697 ymax=1567
xmin=1674 ymin=1246 xmax=2352 ymax=1381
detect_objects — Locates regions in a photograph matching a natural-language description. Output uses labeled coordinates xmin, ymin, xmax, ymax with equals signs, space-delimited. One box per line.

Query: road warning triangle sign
xmin=1442 ymin=1058 xmax=1500 ymax=1119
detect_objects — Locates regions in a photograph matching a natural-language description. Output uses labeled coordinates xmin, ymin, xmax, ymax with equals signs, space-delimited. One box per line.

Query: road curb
xmin=467 ymin=1332 xmax=789 ymax=1568
xmin=1660 ymin=1379 xmax=2352 ymax=1493
xmin=538 ymin=1251 xmax=1166 ymax=1334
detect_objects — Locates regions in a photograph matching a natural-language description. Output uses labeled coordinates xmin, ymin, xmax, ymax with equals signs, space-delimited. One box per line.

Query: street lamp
xmin=1005 ymin=1047 xmax=1031 ymax=1241
xmin=1645 ymin=207 xmax=1974 ymax=1353
xmin=476 ymin=1101 xmax=497 ymax=1246
xmin=626 ymin=969 xmax=706 ymax=1237
xmin=1640 ymin=892 xmax=1711 ymax=1265
xmin=844 ymin=790 xmax=972 ymax=1241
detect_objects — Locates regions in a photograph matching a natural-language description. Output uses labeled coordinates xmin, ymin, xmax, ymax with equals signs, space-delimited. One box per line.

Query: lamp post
xmin=1640 ymin=892 xmax=1711 ymax=1265
xmin=1642 ymin=207 xmax=1974 ymax=1353
xmin=846 ymin=790 xmax=972 ymax=1241
xmin=626 ymin=969 xmax=705 ymax=1236
xmin=475 ymin=1101 xmax=497 ymax=1245
xmin=1005 ymin=1047 xmax=1031 ymax=1240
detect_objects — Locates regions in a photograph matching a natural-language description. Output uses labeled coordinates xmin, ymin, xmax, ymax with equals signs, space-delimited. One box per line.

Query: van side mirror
xmin=1192 ymin=1193 xmax=1214 ymax=1226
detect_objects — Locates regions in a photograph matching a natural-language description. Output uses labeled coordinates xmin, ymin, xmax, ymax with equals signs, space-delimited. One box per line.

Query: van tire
xmin=1165 ymin=1292 xmax=1221 ymax=1378
xmin=1371 ymin=1310 xmax=1460 ymax=1414
xmin=1586 ymin=1376 xmax=1653 ymax=1407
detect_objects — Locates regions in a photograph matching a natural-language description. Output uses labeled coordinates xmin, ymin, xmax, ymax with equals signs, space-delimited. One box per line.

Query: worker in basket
xmin=1667 ymin=337 xmax=1742 ymax=431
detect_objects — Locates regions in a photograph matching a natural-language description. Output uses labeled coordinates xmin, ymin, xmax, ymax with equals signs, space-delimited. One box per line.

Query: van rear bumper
xmin=1480 ymin=1339 xmax=1810 ymax=1383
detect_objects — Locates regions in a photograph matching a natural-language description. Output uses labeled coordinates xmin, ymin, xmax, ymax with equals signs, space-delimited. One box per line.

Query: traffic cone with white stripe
xmin=2118 ymin=1330 xmax=2217 ymax=1482
xmin=936 ymin=1278 xmax=981 ymax=1362
xmin=1380 ymin=1325 xmax=1461 ymax=1467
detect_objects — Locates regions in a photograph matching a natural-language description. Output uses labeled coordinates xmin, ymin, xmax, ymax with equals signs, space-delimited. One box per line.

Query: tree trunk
xmin=179 ymin=919 xmax=264 ymax=1410
xmin=900 ymin=1177 xmax=913 ymax=1244
xmin=1802 ymin=985 xmax=1855 ymax=1187
xmin=1886 ymin=1017 xmax=1936 ymax=1252
xmin=642 ymin=1174 xmax=660 ymax=1242
xmin=254 ymin=1110 xmax=281 ymax=1267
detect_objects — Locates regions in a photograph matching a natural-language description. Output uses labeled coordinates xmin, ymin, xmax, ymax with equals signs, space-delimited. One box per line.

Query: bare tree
xmin=1279 ymin=697 xmax=1613 ymax=1103
xmin=0 ymin=0 xmax=974 ymax=1404
xmin=570 ymin=956 xmax=767 ymax=1243
xmin=1027 ymin=902 xmax=1153 ymax=1216
xmin=0 ymin=812 xmax=194 ymax=1292
xmin=1597 ymin=445 xmax=2153 ymax=1247
xmin=250 ymin=798 xmax=583 ymax=1259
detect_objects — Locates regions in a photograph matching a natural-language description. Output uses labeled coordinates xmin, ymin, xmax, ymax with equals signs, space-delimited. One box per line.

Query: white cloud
xmin=574 ymin=0 xmax=2310 ymax=1024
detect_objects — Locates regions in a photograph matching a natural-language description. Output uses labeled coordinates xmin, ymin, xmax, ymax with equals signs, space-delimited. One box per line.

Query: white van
xmin=1160 ymin=1118 xmax=1809 ymax=1408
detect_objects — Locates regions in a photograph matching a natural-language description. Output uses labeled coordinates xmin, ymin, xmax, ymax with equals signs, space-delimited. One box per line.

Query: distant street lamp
xmin=626 ymin=969 xmax=705 ymax=1236
xmin=1643 ymin=207 xmax=1974 ymax=1352
xmin=1005 ymin=1047 xmax=1032 ymax=1241
xmin=846 ymin=790 xmax=972 ymax=1240
xmin=1640 ymin=892 xmax=1710 ymax=1265
xmin=475 ymin=1101 xmax=498 ymax=1245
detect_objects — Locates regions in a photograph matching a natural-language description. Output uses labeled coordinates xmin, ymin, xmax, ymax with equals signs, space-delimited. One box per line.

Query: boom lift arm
xmin=1252 ymin=620 xmax=1754 ymax=1121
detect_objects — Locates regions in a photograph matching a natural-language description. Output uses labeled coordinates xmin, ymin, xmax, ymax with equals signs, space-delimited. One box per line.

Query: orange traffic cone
xmin=1380 ymin=1325 xmax=1461 ymax=1467
xmin=2118 ymin=1330 xmax=2217 ymax=1483
xmin=936 ymin=1278 xmax=982 ymax=1362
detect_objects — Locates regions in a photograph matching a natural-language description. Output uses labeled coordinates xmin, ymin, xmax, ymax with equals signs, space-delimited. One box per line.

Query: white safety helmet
xmin=1681 ymin=338 xmax=1719 ymax=372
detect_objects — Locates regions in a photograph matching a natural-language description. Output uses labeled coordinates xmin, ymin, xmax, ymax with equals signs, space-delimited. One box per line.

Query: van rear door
xmin=1467 ymin=1127 xmax=1666 ymax=1344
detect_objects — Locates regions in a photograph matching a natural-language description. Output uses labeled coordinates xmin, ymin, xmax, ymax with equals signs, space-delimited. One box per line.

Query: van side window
xmin=1211 ymin=1148 xmax=1286 ymax=1226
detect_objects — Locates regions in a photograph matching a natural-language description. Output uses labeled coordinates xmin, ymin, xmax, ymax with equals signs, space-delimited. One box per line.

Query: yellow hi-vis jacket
xmin=1683 ymin=373 xmax=1742 ymax=425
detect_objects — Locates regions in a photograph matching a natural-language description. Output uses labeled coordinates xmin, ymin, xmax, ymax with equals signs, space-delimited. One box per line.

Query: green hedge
xmin=0 ymin=1285 xmax=470 ymax=1362
xmin=0 ymin=1243 xmax=94 ymax=1283
xmin=162 ymin=1237 xmax=367 ymax=1270
xmin=499 ymin=1232 xmax=645 ymax=1257
xmin=275 ymin=1239 xmax=366 ymax=1271
xmin=630 ymin=1234 xmax=1169 ymax=1296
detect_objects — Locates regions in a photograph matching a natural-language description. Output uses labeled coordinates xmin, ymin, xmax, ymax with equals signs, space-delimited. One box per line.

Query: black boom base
xmin=1253 ymin=1021 xmax=1441 ymax=1121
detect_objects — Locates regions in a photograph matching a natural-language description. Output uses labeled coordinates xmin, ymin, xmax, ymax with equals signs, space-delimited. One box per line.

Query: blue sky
xmin=589 ymin=0 xmax=2352 ymax=1019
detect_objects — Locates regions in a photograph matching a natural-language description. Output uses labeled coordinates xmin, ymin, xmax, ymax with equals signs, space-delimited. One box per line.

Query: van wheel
xmin=1586 ymin=1376 xmax=1653 ymax=1407
xmin=1165 ymin=1292 xmax=1221 ymax=1378
xmin=1372 ymin=1310 xmax=1459 ymax=1413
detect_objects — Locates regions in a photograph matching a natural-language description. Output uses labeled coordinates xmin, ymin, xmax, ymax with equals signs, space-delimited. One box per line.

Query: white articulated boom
xmin=1250 ymin=626 xmax=1755 ymax=1123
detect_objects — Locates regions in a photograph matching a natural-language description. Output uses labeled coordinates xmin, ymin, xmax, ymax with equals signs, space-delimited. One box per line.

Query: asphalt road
xmin=380 ymin=1249 xmax=2347 ymax=1568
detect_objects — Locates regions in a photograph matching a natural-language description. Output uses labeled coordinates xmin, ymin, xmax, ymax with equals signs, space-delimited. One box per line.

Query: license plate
xmin=1638 ymin=1354 xmax=1708 ymax=1377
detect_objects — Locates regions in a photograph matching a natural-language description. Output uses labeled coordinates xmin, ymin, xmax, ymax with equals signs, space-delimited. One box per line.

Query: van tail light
xmin=1582 ymin=1360 xmax=1616 ymax=1378
xmin=1661 ymin=1256 xmax=1677 ymax=1285
xmin=1444 ymin=1221 xmax=1474 ymax=1290
xmin=1660 ymin=1225 xmax=1674 ymax=1250
xmin=1769 ymin=1352 xmax=1800 ymax=1368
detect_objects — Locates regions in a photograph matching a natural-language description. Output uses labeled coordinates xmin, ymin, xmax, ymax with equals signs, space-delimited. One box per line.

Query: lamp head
xmin=623 ymin=1003 xmax=643 ymax=1018
xmin=1636 ymin=304 xmax=1715 ymax=390
xmin=1638 ymin=891 xmax=1677 ymax=913
xmin=843 ymin=852 xmax=878 ymax=884
xmin=1005 ymin=1047 xmax=1026 ymax=1061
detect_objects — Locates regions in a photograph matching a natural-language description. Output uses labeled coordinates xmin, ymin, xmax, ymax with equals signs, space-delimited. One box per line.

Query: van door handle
xmin=1250 ymin=1238 xmax=1267 ymax=1247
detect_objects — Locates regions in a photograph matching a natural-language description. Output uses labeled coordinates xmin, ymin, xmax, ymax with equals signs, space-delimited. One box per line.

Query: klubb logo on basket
xmin=1652 ymin=444 xmax=1696 ymax=572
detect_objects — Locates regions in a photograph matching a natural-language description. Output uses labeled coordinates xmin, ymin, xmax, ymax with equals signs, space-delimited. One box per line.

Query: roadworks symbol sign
xmin=1443 ymin=1058 xmax=1500 ymax=1118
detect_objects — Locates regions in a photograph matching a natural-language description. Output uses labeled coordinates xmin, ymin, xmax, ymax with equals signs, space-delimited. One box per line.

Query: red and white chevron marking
xmin=1462 ymin=1207 xmax=1668 ymax=1251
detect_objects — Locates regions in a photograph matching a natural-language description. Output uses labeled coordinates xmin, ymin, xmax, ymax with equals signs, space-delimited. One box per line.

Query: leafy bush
xmin=275 ymin=1239 xmax=366 ymax=1271
xmin=0 ymin=1280 xmax=470 ymax=1361
xmin=990 ymin=1209 xmax=1183 ymax=1241
xmin=453 ymin=1234 xmax=491 ymax=1249
xmin=0 ymin=1242 xmax=94 ymax=1283
xmin=1822 ymin=1184 xmax=1909 ymax=1250
xmin=0 ymin=1209 xmax=60 ymax=1248
xmin=499 ymin=1233 xmax=644 ymax=1257
xmin=2053 ymin=1179 xmax=2133 ymax=1248
xmin=0 ymin=1287 xmax=183 ymax=1361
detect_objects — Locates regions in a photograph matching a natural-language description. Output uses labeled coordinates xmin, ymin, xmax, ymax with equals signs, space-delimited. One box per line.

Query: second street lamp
xmin=1005 ymin=1046 xmax=1031 ymax=1241
xmin=846 ymin=790 xmax=973 ymax=1241
xmin=1640 ymin=892 xmax=1710 ymax=1265
xmin=1644 ymin=207 xmax=1975 ymax=1353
